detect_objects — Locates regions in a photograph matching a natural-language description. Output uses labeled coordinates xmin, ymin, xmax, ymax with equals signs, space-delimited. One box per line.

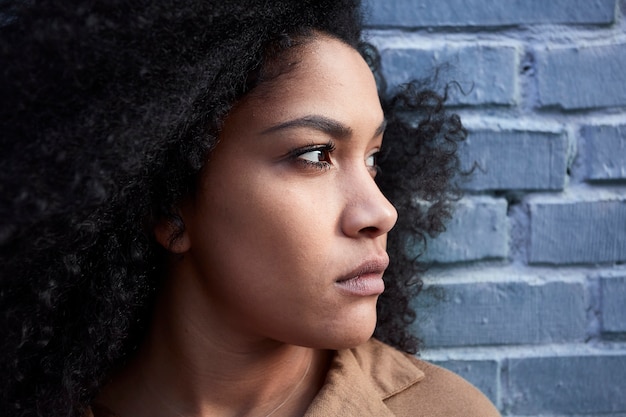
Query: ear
xmin=154 ymin=216 xmax=191 ymax=254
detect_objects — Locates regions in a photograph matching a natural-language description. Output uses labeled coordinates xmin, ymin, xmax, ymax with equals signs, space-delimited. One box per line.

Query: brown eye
xmin=289 ymin=141 xmax=336 ymax=171
xmin=298 ymin=149 xmax=331 ymax=163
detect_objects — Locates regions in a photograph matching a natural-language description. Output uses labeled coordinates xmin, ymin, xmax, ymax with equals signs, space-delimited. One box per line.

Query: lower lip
xmin=335 ymin=274 xmax=385 ymax=296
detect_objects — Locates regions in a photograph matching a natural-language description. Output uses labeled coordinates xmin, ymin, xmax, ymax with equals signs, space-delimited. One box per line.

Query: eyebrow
xmin=260 ymin=115 xmax=387 ymax=139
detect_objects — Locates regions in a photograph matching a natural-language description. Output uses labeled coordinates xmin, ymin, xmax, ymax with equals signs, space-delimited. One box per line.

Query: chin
xmin=281 ymin=301 xmax=379 ymax=350
xmin=316 ymin=311 xmax=378 ymax=350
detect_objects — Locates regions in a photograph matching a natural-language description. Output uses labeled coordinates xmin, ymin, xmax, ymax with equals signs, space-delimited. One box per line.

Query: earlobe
xmin=154 ymin=217 xmax=191 ymax=254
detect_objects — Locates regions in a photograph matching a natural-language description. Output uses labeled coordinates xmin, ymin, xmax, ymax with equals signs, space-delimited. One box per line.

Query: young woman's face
xmin=177 ymin=35 xmax=397 ymax=349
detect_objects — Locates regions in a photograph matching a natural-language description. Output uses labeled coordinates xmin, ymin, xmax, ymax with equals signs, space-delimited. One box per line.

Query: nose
xmin=340 ymin=172 xmax=398 ymax=239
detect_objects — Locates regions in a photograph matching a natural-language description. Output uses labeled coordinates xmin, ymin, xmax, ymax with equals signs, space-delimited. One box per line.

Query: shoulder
xmin=355 ymin=339 xmax=501 ymax=417
xmin=384 ymin=356 xmax=501 ymax=417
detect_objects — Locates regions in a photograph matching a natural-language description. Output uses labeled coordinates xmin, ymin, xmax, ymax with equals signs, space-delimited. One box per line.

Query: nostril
xmin=359 ymin=225 xmax=381 ymax=236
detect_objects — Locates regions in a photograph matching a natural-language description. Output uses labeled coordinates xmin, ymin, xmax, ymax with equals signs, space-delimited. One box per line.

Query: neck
xmin=96 ymin=270 xmax=331 ymax=417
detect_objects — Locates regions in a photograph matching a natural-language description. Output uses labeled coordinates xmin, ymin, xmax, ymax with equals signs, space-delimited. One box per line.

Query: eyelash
xmin=289 ymin=141 xmax=336 ymax=170
xmin=287 ymin=141 xmax=381 ymax=176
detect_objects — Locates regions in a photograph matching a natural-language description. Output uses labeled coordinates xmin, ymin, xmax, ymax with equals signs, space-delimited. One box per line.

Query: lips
xmin=335 ymin=255 xmax=389 ymax=296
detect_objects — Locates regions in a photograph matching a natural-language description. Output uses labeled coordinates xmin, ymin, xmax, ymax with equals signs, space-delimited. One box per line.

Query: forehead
xmin=230 ymin=35 xmax=383 ymax=129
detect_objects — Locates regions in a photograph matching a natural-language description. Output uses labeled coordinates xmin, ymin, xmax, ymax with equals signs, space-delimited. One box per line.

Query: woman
xmin=0 ymin=1 xmax=500 ymax=416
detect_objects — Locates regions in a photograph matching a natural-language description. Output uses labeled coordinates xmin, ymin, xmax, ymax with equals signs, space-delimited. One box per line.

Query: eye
xmin=299 ymin=149 xmax=331 ymax=164
xmin=365 ymin=152 xmax=377 ymax=168
xmin=365 ymin=149 xmax=380 ymax=177
xmin=289 ymin=142 xmax=336 ymax=170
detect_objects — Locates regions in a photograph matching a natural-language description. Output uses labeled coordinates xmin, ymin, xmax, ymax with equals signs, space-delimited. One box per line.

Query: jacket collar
xmin=304 ymin=338 xmax=425 ymax=416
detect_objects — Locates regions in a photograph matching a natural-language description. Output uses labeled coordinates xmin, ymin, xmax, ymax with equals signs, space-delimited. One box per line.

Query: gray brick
xmin=582 ymin=124 xmax=626 ymax=181
xmin=380 ymin=45 xmax=518 ymax=106
xmin=363 ymin=0 xmax=616 ymax=27
xmin=506 ymin=355 xmax=626 ymax=414
xmin=414 ymin=281 xmax=587 ymax=347
xmin=461 ymin=129 xmax=568 ymax=191
xmin=536 ymin=43 xmax=626 ymax=110
xmin=420 ymin=197 xmax=508 ymax=263
xmin=601 ymin=276 xmax=626 ymax=333
xmin=430 ymin=360 xmax=499 ymax=405
xmin=529 ymin=199 xmax=626 ymax=264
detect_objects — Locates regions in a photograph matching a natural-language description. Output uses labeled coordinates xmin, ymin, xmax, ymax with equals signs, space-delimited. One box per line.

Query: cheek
xmin=189 ymin=170 xmax=337 ymax=294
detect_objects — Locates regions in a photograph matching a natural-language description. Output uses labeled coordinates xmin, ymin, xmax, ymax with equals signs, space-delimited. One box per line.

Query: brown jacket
xmin=303 ymin=338 xmax=501 ymax=416
xmin=89 ymin=338 xmax=500 ymax=416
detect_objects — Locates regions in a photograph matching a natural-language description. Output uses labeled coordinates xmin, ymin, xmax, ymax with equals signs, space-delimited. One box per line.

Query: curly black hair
xmin=0 ymin=1 xmax=465 ymax=416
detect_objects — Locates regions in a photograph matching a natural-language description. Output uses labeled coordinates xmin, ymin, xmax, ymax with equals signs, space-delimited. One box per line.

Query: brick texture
xmin=582 ymin=124 xmax=626 ymax=180
xmin=420 ymin=197 xmax=508 ymax=263
xmin=505 ymin=355 xmax=626 ymax=414
xmin=460 ymin=129 xmax=568 ymax=191
xmin=363 ymin=0 xmax=617 ymax=27
xmin=529 ymin=198 xmax=626 ymax=264
xmin=536 ymin=43 xmax=626 ymax=110
xmin=414 ymin=281 xmax=587 ymax=347
xmin=601 ymin=276 xmax=626 ymax=333
xmin=380 ymin=45 xmax=518 ymax=106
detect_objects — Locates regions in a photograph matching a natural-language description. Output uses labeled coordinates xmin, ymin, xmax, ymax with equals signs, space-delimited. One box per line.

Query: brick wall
xmin=364 ymin=0 xmax=626 ymax=415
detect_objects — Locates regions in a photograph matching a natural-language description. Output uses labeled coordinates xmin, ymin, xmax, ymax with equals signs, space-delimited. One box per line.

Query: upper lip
xmin=336 ymin=254 xmax=390 ymax=282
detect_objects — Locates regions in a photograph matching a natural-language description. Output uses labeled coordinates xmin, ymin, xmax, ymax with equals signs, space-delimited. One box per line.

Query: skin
xmin=97 ymin=33 xmax=397 ymax=417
